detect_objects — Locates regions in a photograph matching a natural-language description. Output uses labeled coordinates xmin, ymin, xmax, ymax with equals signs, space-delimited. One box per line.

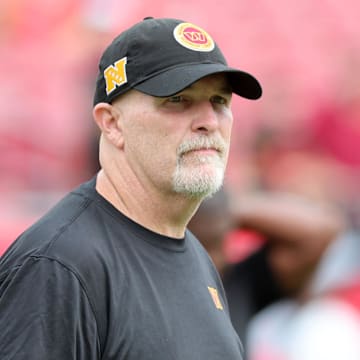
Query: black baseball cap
xmin=93 ymin=17 xmax=262 ymax=105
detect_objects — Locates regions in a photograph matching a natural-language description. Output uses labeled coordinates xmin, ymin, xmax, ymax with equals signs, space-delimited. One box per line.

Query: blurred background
xmin=1 ymin=0 xmax=360 ymax=254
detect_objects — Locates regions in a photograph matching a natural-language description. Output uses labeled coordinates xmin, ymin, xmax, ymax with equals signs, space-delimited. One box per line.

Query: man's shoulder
xmin=0 ymin=179 xmax=108 ymax=273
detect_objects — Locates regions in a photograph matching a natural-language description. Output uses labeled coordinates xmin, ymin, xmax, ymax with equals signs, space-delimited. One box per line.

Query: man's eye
xmin=167 ymin=95 xmax=184 ymax=103
xmin=211 ymin=95 xmax=227 ymax=104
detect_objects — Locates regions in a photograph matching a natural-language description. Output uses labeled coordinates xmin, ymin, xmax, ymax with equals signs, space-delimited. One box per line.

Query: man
xmin=0 ymin=17 xmax=261 ymax=359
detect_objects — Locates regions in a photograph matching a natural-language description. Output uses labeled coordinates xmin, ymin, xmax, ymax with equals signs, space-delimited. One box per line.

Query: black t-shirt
xmin=0 ymin=178 xmax=243 ymax=359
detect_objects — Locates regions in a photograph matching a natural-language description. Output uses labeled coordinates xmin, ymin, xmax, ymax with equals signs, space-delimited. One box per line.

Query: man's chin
xmin=172 ymin=168 xmax=224 ymax=199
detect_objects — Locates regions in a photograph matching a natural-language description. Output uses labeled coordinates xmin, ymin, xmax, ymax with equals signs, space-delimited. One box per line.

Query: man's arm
xmin=231 ymin=192 xmax=346 ymax=247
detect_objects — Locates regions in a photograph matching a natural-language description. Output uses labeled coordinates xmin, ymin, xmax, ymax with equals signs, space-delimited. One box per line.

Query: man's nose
xmin=191 ymin=101 xmax=219 ymax=133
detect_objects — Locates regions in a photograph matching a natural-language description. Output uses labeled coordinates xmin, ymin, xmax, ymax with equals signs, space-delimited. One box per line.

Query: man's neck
xmin=95 ymin=169 xmax=201 ymax=238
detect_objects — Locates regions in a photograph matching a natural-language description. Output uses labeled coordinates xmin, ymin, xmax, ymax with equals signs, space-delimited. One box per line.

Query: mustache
xmin=177 ymin=135 xmax=227 ymax=157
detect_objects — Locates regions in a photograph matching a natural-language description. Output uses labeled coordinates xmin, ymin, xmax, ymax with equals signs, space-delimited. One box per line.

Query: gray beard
xmin=172 ymin=155 xmax=225 ymax=199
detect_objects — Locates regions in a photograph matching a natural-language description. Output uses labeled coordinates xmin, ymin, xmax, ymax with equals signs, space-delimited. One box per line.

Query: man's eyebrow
xmin=185 ymin=83 xmax=233 ymax=94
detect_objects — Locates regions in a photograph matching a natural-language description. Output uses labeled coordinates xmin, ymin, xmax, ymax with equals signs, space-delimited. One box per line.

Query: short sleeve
xmin=0 ymin=256 xmax=100 ymax=359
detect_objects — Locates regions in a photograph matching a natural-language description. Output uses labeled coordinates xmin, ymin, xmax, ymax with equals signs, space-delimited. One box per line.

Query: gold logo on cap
xmin=173 ymin=22 xmax=215 ymax=52
xmin=104 ymin=57 xmax=128 ymax=95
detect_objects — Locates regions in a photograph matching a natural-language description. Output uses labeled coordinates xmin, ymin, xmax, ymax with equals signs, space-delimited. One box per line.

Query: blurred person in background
xmin=245 ymin=193 xmax=360 ymax=360
xmin=0 ymin=17 xmax=263 ymax=359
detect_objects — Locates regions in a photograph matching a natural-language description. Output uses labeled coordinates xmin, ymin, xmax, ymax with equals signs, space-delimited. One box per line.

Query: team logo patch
xmin=104 ymin=57 xmax=128 ymax=95
xmin=173 ymin=22 xmax=215 ymax=52
xmin=208 ymin=286 xmax=224 ymax=310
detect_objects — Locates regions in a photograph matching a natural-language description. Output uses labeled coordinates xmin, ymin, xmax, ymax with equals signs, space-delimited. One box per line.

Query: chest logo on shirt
xmin=207 ymin=286 xmax=224 ymax=310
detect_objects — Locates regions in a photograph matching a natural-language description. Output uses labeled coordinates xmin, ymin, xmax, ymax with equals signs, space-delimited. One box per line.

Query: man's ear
xmin=93 ymin=103 xmax=124 ymax=148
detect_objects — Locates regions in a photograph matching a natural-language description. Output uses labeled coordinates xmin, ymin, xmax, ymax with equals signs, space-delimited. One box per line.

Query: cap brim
xmin=134 ymin=63 xmax=262 ymax=100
